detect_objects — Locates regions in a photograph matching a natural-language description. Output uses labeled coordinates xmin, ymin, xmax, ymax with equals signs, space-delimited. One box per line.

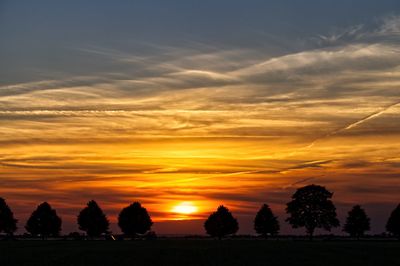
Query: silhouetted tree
xmin=286 ymin=184 xmax=339 ymax=240
xmin=25 ymin=202 xmax=62 ymax=239
xmin=0 ymin=197 xmax=18 ymax=236
xmin=204 ymin=205 xmax=238 ymax=239
xmin=386 ymin=204 xmax=400 ymax=239
xmin=254 ymin=204 xmax=280 ymax=238
xmin=343 ymin=205 xmax=370 ymax=239
xmin=77 ymin=200 xmax=109 ymax=238
xmin=118 ymin=202 xmax=153 ymax=238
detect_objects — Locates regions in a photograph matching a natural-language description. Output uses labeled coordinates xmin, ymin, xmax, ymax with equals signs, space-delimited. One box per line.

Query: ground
xmin=0 ymin=240 xmax=399 ymax=266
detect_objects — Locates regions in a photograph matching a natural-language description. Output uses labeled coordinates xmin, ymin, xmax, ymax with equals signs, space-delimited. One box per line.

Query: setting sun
xmin=1 ymin=0 xmax=400 ymax=241
xmin=1 ymin=1 xmax=400 ymax=265
xmin=172 ymin=202 xmax=198 ymax=215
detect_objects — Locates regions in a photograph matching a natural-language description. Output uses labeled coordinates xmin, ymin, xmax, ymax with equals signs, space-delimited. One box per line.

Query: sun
xmin=171 ymin=202 xmax=198 ymax=215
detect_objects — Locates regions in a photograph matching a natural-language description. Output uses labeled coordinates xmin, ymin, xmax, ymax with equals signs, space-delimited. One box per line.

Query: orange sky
xmin=1 ymin=114 xmax=399 ymax=234
xmin=1 ymin=8 xmax=400 ymax=234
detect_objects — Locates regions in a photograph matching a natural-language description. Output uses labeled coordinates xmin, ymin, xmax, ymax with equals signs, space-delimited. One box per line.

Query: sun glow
xmin=172 ymin=202 xmax=198 ymax=215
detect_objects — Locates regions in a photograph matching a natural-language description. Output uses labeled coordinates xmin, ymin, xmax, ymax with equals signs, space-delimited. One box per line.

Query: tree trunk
xmin=308 ymin=228 xmax=314 ymax=241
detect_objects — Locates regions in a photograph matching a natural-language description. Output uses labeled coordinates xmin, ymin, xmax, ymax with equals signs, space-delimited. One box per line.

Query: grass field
xmin=0 ymin=240 xmax=399 ymax=266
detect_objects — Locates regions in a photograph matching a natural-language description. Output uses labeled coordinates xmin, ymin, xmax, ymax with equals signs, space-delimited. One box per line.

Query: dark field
xmin=0 ymin=240 xmax=399 ymax=266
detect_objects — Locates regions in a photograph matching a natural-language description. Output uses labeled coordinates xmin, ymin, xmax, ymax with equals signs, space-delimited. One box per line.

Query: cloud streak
xmin=1 ymin=14 xmax=400 ymax=234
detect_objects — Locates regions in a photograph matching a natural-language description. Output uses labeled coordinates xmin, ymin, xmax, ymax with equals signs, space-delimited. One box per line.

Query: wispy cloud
xmin=1 ymin=14 xmax=400 ymax=234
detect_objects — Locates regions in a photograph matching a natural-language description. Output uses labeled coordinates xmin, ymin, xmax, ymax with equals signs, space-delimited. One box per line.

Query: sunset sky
xmin=1 ymin=0 xmax=400 ymax=235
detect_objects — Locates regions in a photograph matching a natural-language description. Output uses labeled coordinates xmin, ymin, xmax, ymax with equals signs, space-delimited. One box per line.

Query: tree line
xmin=0 ymin=185 xmax=399 ymax=240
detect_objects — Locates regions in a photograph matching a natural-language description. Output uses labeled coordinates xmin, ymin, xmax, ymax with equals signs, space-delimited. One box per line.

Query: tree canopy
xmin=343 ymin=205 xmax=370 ymax=239
xmin=204 ymin=205 xmax=238 ymax=239
xmin=77 ymin=200 xmax=109 ymax=237
xmin=286 ymin=184 xmax=339 ymax=239
xmin=0 ymin=197 xmax=18 ymax=236
xmin=25 ymin=202 xmax=61 ymax=238
xmin=386 ymin=204 xmax=400 ymax=239
xmin=118 ymin=202 xmax=153 ymax=237
xmin=254 ymin=204 xmax=280 ymax=238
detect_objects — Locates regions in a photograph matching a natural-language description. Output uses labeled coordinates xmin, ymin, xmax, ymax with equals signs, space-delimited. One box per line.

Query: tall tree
xmin=25 ymin=202 xmax=62 ymax=239
xmin=386 ymin=204 xmax=400 ymax=239
xmin=254 ymin=204 xmax=280 ymax=238
xmin=118 ymin=202 xmax=153 ymax=238
xmin=77 ymin=200 xmax=109 ymax=238
xmin=204 ymin=205 xmax=238 ymax=239
xmin=343 ymin=205 xmax=370 ymax=239
xmin=0 ymin=197 xmax=18 ymax=236
xmin=286 ymin=184 xmax=339 ymax=240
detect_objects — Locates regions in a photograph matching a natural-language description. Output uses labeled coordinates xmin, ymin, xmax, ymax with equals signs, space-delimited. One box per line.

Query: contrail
xmin=343 ymin=102 xmax=400 ymax=130
xmin=293 ymin=100 xmax=400 ymax=153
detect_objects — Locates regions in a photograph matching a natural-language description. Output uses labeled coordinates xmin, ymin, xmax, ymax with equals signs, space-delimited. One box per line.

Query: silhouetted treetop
xmin=204 ymin=205 xmax=238 ymax=239
xmin=286 ymin=184 xmax=339 ymax=240
xmin=254 ymin=204 xmax=280 ymax=238
xmin=343 ymin=205 xmax=370 ymax=239
xmin=118 ymin=202 xmax=153 ymax=237
xmin=0 ymin=197 xmax=18 ymax=236
xmin=25 ymin=202 xmax=62 ymax=238
xmin=77 ymin=200 xmax=109 ymax=237
xmin=386 ymin=204 xmax=400 ymax=239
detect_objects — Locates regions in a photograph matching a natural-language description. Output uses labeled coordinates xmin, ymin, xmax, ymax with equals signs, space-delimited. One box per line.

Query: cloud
xmin=1 ymin=15 xmax=400 ymax=234
xmin=314 ymin=15 xmax=400 ymax=46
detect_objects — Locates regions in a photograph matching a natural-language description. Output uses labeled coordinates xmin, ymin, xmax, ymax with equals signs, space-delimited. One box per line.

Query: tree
xmin=118 ymin=202 xmax=153 ymax=238
xmin=204 ymin=205 xmax=238 ymax=239
xmin=25 ymin=202 xmax=62 ymax=239
xmin=343 ymin=205 xmax=370 ymax=239
xmin=286 ymin=184 xmax=339 ymax=240
xmin=386 ymin=204 xmax=400 ymax=239
xmin=254 ymin=204 xmax=280 ymax=238
xmin=0 ymin=197 xmax=18 ymax=236
xmin=77 ymin=200 xmax=109 ymax=238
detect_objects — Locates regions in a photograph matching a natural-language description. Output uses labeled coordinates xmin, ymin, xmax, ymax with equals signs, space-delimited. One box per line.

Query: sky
xmin=1 ymin=0 xmax=400 ymax=235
